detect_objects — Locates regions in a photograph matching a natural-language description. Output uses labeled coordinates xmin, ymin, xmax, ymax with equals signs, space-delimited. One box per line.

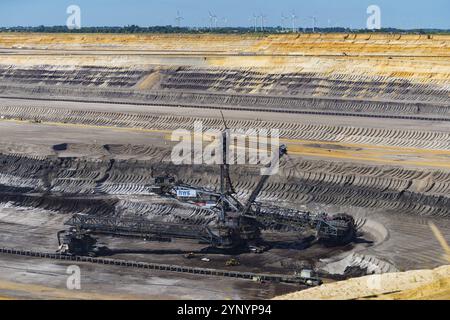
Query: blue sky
xmin=0 ymin=0 xmax=448 ymax=29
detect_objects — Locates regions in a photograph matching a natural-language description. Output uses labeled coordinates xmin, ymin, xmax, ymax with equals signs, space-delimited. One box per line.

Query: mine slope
xmin=0 ymin=32 xmax=448 ymax=299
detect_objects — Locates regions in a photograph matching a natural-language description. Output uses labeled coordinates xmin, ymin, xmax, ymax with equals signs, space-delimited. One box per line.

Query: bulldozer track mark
xmin=1 ymin=104 xmax=450 ymax=152
xmin=1 ymin=95 xmax=449 ymax=121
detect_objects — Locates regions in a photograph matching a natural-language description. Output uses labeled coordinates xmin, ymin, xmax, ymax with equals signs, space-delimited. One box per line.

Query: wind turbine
xmin=175 ymin=11 xmax=184 ymax=28
xmin=259 ymin=14 xmax=267 ymax=32
xmin=209 ymin=11 xmax=218 ymax=29
xmin=309 ymin=16 xmax=318 ymax=33
xmin=251 ymin=14 xmax=258 ymax=32
xmin=290 ymin=11 xmax=298 ymax=33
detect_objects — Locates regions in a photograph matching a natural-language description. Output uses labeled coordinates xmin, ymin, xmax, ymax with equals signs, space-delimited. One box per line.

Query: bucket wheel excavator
xmin=57 ymin=120 xmax=359 ymax=256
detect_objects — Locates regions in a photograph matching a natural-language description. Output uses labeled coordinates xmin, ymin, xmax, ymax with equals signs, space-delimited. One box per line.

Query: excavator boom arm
xmin=241 ymin=144 xmax=287 ymax=215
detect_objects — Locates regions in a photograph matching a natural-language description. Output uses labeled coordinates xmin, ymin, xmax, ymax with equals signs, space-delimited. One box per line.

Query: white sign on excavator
xmin=176 ymin=189 xmax=197 ymax=198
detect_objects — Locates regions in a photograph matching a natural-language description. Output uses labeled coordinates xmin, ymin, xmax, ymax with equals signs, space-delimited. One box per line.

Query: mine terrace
xmin=0 ymin=33 xmax=449 ymax=299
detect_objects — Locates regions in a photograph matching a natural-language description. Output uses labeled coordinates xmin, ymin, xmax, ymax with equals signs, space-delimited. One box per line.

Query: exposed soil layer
xmin=0 ymin=32 xmax=449 ymax=299
xmin=0 ymin=146 xmax=448 ymax=271
xmin=1 ymin=153 xmax=450 ymax=218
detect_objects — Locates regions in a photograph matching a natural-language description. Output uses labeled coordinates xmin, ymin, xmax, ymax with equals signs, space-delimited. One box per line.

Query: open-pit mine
xmin=0 ymin=33 xmax=449 ymax=299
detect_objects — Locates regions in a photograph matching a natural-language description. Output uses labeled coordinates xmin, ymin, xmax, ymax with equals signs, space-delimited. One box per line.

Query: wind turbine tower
xmin=309 ymin=16 xmax=318 ymax=33
xmin=259 ymin=14 xmax=267 ymax=32
xmin=251 ymin=14 xmax=258 ymax=32
xmin=209 ymin=11 xmax=218 ymax=29
xmin=175 ymin=11 xmax=184 ymax=28
xmin=291 ymin=12 xmax=298 ymax=33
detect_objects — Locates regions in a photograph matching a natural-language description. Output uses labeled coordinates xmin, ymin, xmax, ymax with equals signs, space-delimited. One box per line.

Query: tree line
xmin=0 ymin=25 xmax=448 ymax=34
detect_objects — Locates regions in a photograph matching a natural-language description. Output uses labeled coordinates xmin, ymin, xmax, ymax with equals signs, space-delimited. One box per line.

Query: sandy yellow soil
xmin=0 ymin=33 xmax=449 ymax=83
xmin=1 ymin=33 xmax=449 ymax=56
xmin=274 ymin=265 xmax=450 ymax=300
